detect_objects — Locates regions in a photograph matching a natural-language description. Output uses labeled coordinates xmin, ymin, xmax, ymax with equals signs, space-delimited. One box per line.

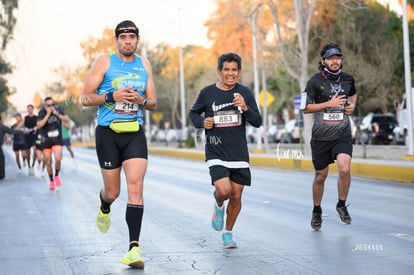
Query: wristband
xmin=142 ymin=98 xmax=147 ymax=107
xmin=105 ymin=92 xmax=115 ymax=103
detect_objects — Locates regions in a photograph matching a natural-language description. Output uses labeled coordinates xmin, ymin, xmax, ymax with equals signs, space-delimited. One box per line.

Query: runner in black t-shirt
xmin=37 ymin=96 xmax=69 ymax=190
xmin=24 ymin=104 xmax=38 ymax=175
xmin=302 ymin=43 xmax=357 ymax=231
xmin=11 ymin=113 xmax=26 ymax=174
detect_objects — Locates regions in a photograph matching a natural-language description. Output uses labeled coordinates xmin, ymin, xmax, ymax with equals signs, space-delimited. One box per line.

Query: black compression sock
xmin=129 ymin=242 xmax=139 ymax=251
xmin=99 ymin=191 xmax=111 ymax=213
xmin=337 ymin=200 xmax=346 ymax=208
xmin=126 ymin=204 xmax=144 ymax=245
xmin=313 ymin=205 xmax=322 ymax=213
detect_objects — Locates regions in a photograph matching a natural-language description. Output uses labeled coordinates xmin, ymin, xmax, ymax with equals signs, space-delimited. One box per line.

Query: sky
xmin=5 ymin=0 xmax=216 ymax=112
xmin=377 ymin=0 xmax=402 ymax=13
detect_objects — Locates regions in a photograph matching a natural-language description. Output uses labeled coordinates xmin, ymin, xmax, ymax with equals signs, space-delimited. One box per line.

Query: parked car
xmin=267 ymin=124 xmax=285 ymax=143
xmin=246 ymin=125 xmax=264 ymax=143
xmin=280 ymin=119 xmax=303 ymax=143
xmin=359 ymin=113 xmax=398 ymax=145
xmin=349 ymin=116 xmax=358 ymax=144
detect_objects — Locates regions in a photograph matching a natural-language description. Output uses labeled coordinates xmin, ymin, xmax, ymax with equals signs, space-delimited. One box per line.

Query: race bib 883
xmin=214 ymin=110 xmax=241 ymax=128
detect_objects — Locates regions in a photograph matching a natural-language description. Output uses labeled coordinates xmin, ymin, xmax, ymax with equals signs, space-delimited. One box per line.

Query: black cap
xmin=322 ymin=47 xmax=343 ymax=59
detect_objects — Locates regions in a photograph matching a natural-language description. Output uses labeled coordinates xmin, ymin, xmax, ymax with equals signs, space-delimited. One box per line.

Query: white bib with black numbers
xmin=115 ymin=102 xmax=139 ymax=115
xmin=213 ymin=110 xmax=241 ymax=128
xmin=47 ymin=129 xmax=59 ymax=138
xmin=323 ymin=109 xmax=344 ymax=124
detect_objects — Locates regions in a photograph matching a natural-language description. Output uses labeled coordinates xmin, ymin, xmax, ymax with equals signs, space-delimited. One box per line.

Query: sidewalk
xmin=147 ymin=143 xmax=414 ymax=184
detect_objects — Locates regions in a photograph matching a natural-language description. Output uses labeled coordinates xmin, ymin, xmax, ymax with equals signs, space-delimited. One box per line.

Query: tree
xmin=80 ymin=28 xmax=117 ymax=69
xmin=146 ymin=43 xmax=214 ymax=129
xmin=310 ymin=1 xmax=405 ymax=114
xmin=0 ymin=0 xmax=18 ymax=113
xmin=206 ymin=0 xmax=254 ymax=61
xmin=266 ymin=0 xmax=316 ymax=154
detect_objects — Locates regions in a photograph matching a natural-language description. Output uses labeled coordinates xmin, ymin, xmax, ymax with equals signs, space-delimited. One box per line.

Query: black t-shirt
xmin=304 ymin=71 xmax=356 ymax=141
xmin=37 ymin=107 xmax=65 ymax=141
xmin=24 ymin=115 xmax=38 ymax=138
xmin=11 ymin=124 xmax=25 ymax=144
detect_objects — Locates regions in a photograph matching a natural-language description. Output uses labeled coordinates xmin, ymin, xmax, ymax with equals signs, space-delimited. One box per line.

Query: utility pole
xmin=402 ymin=0 xmax=414 ymax=156
xmin=178 ymin=7 xmax=186 ymax=144
xmin=251 ymin=0 xmax=263 ymax=152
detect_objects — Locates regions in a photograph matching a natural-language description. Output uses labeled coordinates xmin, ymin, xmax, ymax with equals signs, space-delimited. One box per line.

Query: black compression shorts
xmin=95 ymin=125 xmax=148 ymax=169
xmin=310 ymin=138 xmax=353 ymax=170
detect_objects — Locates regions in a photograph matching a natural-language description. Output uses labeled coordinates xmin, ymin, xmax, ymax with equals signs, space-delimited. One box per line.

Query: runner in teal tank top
xmin=96 ymin=51 xmax=148 ymax=126
xmin=81 ymin=20 xmax=158 ymax=269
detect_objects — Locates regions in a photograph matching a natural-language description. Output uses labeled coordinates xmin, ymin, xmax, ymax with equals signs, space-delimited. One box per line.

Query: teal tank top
xmin=96 ymin=52 xmax=148 ymax=126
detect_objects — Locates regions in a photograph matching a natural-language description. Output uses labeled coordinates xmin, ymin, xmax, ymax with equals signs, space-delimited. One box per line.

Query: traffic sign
xmin=294 ymin=95 xmax=301 ymax=110
xmin=152 ymin=112 xmax=163 ymax=122
xmin=258 ymin=91 xmax=275 ymax=107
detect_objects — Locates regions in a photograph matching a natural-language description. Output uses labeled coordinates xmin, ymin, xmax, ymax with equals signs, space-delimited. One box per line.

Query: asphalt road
xmin=0 ymin=145 xmax=413 ymax=275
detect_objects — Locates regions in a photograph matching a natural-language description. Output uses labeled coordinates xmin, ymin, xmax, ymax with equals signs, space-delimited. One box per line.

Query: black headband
xmin=115 ymin=28 xmax=139 ymax=37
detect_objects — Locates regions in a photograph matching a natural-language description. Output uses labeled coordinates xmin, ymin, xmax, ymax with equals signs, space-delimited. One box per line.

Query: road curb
xmin=148 ymin=147 xmax=414 ymax=184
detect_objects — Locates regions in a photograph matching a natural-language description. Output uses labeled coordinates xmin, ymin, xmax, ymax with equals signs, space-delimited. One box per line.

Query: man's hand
xmin=114 ymin=86 xmax=143 ymax=104
xmin=46 ymin=105 xmax=54 ymax=115
xmin=329 ymin=94 xmax=346 ymax=108
xmin=344 ymin=101 xmax=355 ymax=115
xmin=204 ymin=117 xmax=214 ymax=130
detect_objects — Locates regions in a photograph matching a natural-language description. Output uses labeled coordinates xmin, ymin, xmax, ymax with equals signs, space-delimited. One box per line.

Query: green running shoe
xmin=120 ymin=246 xmax=145 ymax=269
xmin=96 ymin=205 xmax=110 ymax=233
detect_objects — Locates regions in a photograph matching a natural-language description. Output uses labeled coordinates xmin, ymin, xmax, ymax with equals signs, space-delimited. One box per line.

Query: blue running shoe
xmin=222 ymin=232 xmax=237 ymax=248
xmin=211 ymin=204 xmax=224 ymax=231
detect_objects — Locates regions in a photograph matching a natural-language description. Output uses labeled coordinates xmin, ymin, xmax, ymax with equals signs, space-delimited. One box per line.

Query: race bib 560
xmin=323 ymin=110 xmax=344 ymax=124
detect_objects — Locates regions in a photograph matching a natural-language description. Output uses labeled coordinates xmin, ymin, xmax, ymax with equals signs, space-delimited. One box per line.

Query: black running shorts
xmin=310 ymin=138 xmax=353 ymax=170
xmin=95 ymin=125 xmax=147 ymax=169
xmin=42 ymin=137 xmax=63 ymax=150
xmin=24 ymin=134 xmax=37 ymax=148
xmin=13 ymin=143 xmax=26 ymax=151
xmin=209 ymin=165 xmax=251 ymax=186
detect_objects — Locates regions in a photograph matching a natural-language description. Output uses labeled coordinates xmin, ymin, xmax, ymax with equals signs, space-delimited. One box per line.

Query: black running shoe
xmin=311 ymin=212 xmax=322 ymax=230
xmin=336 ymin=205 xmax=352 ymax=224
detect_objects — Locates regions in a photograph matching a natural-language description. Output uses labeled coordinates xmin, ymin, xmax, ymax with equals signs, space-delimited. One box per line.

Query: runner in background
xmin=61 ymin=118 xmax=75 ymax=163
xmin=37 ymin=97 xmax=69 ymax=189
xmin=11 ymin=113 xmax=26 ymax=174
xmin=24 ymin=104 xmax=38 ymax=176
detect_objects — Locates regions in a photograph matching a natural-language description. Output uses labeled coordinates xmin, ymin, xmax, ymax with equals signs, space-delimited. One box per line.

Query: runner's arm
xmin=81 ymin=54 xmax=110 ymax=106
xmin=140 ymin=57 xmax=157 ymax=111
